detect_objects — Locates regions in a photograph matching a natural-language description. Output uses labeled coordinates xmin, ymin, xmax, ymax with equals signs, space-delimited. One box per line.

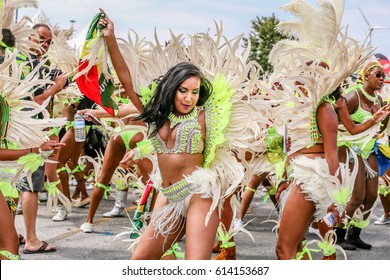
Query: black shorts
xmin=16 ymin=165 xmax=45 ymax=192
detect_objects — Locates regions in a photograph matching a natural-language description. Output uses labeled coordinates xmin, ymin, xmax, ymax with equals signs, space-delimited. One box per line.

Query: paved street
xmin=13 ymin=184 xmax=390 ymax=260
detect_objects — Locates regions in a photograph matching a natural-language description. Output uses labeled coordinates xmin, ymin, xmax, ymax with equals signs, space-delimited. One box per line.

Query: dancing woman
xmin=263 ymin=0 xmax=376 ymax=259
xmin=336 ymin=61 xmax=389 ymax=249
xmin=1 ymin=45 xmax=65 ymax=258
xmin=92 ymin=9 xmax=259 ymax=259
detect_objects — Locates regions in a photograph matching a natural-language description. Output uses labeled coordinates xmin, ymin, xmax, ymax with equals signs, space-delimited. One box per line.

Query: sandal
xmin=23 ymin=241 xmax=56 ymax=254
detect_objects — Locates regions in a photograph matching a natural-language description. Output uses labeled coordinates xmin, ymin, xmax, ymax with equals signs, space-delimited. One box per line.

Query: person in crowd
xmin=0 ymin=142 xmax=64 ymax=257
xmin=54 ymin=95 xmax=95 ymax=221
xmin=97 ymin=9 xmax=256 ymax=259
xmin=1 ymin=23 xmax=66 ymax=254
xmin=234 ymin=173 xmax=275 ymax=228
xmin=16 ymin=23 xmax=69 ymax=225
xmin=269 ymin=0 xmax=388 ymax=260
xmin=335 ymin=61 xmax=389 ymax=250
xmin=78 ymin=104 xmax=153 ymax=233
xmin=0 ymin=28 xmax=15 ymax=62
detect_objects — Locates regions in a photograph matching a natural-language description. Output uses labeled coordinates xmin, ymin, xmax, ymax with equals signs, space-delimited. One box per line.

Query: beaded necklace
xmin=360 ymin=86 xmax=378 ymax=104
xmin=168 ymin=107 xmax=198 ymax=129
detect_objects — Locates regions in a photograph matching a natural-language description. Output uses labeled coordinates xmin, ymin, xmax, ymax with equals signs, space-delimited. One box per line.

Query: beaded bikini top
xmin=149 ymin=107 xmax=204 ymax=154
xmin=350 ymin=89 xmax=374 ymax=124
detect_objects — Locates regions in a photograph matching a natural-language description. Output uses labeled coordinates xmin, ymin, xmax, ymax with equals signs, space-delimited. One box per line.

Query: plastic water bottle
xmin=74 ymin=114 xmax=86 ymax=142
xmin=264 ymin=126 xmax=285 ymax=164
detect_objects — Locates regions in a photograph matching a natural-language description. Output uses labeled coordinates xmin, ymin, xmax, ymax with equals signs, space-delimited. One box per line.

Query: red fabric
xmin=76 ymin=60 xmax=115 ymax=116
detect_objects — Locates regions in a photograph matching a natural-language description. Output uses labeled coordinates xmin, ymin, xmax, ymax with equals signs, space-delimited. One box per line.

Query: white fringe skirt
xmin=150 ymin=167 xmax=219 ymax=239
xmin=283 ymin=156 xmax=333 ymax=221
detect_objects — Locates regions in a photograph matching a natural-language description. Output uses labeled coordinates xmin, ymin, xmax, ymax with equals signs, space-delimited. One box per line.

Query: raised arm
xmin=98 ymin=9 xmax=144 ymax=113
xmin=33 ymin=73 xmax=67 ymax=105
xmin=78 ymin=103 xmax=140 ymax=119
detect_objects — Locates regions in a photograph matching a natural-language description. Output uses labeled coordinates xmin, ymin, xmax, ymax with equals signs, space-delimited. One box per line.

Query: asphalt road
xmin=13 ymin=184 xmax=390 ymax=260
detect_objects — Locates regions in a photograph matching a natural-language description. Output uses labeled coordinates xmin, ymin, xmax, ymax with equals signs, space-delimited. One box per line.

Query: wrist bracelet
xmin=38 ymin=148 xmax=53 ymax=159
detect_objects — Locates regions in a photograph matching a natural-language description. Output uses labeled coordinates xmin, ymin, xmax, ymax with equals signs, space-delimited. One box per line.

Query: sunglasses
xmin=373 ymin=72 xmax=386 ymax=79
xmin=39 ymin=37 xmax=53 ymax=45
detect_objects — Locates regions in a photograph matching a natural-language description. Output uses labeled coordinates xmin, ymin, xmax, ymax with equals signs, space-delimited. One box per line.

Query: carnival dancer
xmin=1 ymin=2 xmax=67 ymax=255
xmin=336 ymin=60 xmax=389 ymax=250
xmin=0 ymin=48 xmax=66 ymax=257
xmin=262 ymin=0 xmax=377 ymax=259
xmin=78 ymin=104 xmax=153 ymax=233
xmin=87 ymin=8 xmax=261 ymax=259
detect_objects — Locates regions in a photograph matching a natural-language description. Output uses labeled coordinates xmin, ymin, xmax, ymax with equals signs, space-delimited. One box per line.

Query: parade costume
xmin=379 ymin=174 xmax=390 ymax=198
xmin=338 ymin=83 xmax=383 ymax=178
xmin=0 ymin=0 xmax=40 ymax=58
xmin=256 ymin=0 xmax=372 ymax=259
xmin=337 ymin=61 xmax=388 ymax=249
xmin=134 ymin=71 xmax=256 ymax=242
xmin=0 ymin=15 xmax=66 ymax=258
xmin=0 ymin=0 xmax=68 ymax=260
xmin=75 ymin=18 xmax=265 ymax=252
xmin=0 ymin=50 xmax=67 ymax=183
xmin=257 ymin=0 xmax=370 ymax=220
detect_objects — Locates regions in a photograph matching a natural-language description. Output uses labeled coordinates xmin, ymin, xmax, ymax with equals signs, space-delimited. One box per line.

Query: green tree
xmin=243 ymin=14 xmax=289 ymax=73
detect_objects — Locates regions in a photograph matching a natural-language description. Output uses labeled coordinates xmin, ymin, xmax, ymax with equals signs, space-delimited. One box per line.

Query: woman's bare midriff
xmin=289 ymin=143 xmax=325 ymax=160
xmin=158 ymin=153 xmax=204 ymax=187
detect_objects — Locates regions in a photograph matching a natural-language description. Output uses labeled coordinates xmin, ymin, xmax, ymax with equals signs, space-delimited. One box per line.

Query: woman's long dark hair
xmin=329 ymin=86 xmax=342 ymax=101
xmin=139 ymin=62 xmax=212 ymax=136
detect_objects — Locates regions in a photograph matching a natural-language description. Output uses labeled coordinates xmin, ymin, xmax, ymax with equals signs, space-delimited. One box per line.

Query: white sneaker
xmin=103 ymin=206 xmax=125 ymax=218
xmin=233 ymin=218 xmax=243 ymax=228
xmin=80 ymin=222 xmax=93 ymax=233
xmin=374 ymin=215 xmax=390 ymax=225
xmin=38 ymin=192 xmax=48 ymax=202
xmin=52 ymin=205 xmax=68 ymax=222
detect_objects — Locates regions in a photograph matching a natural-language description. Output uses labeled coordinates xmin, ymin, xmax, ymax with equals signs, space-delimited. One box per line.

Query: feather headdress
xmin=0 ymin=50 xmax=67 ymax=148
xmin=261 ymin=0 xmax=373 ymax=153
xmin=0 ymin=0 xmax=39 ymax=57
xmin=47 ymin=24 xmax=79 ymax=77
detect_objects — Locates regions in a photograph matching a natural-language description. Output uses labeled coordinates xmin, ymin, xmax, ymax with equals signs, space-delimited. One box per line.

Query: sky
xmin=18 ymin=0 xmax=390 ymax=56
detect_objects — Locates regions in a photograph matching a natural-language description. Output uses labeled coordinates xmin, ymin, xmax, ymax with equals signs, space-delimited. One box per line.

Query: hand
xmin=39 ymin=141 xmax=65 ymax=151
xmin=275 ymin=179 xmax=290 ymax=202
xmin=54 ymin=73 xmax=68 ymax=90
xmin=77 ymin=109 xmax=104 ymax=123
xmin=77 ymin=109 xmax=91 ymax=121
xmin=326 ymin=203 xmax=344 ymax=226
xmin=98 ymin=8 xmax=115 ymax=38
xmin=38 ymin=141 xmax=65 ymax=158
xmin=373 ymin=103 xmax=390 ymax=122
xmin=119 ymin=150 xmax=137 ymax=169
